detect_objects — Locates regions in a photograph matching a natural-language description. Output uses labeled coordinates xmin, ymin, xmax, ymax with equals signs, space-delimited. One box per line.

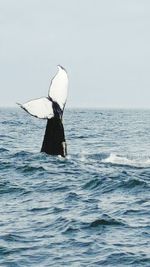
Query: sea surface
xmin=0 ymin=108 xmax=150 ymax=267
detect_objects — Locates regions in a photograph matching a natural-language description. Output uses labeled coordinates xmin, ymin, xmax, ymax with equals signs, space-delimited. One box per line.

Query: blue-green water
xmin=0 ymin=108 xmax=150 ymax=266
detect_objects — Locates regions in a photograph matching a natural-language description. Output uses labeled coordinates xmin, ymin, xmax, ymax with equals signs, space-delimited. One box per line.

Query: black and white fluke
xmin=18 ymin=65 xmax=68 ymax=157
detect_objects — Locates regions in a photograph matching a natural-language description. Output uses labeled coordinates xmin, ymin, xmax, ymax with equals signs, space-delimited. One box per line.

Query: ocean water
xmin=0 ymin=108 xmax=150 ymax=267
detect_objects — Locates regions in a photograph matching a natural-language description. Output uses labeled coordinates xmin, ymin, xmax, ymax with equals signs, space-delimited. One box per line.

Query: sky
xmin=1 ymin=0 xmax=150 ymax=108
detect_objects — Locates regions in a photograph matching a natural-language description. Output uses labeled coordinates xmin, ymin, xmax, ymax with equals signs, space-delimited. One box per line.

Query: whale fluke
xmin=17 ymin=97 xmax=53 ymax=119
xmin=18 ymin=65 xmax=68 ymax=119
xmin=18 ymin=65 xmax=68 ymax=157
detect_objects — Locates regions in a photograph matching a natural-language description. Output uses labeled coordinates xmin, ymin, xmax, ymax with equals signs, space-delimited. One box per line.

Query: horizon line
xmin=1 ymin=105 xmax=150 ymax=110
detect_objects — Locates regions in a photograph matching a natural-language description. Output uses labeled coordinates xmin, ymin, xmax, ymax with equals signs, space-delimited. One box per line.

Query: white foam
xmin=102 ymin=153 xmax=150 ymax=167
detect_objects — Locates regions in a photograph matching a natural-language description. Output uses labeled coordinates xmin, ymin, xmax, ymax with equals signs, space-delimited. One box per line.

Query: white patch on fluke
xmin=18 ymin=66 xmax=68 ymax=119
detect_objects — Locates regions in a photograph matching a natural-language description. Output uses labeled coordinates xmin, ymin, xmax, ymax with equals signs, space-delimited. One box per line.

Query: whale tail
xmin=18 ymin=65 xmax=68 ymax=157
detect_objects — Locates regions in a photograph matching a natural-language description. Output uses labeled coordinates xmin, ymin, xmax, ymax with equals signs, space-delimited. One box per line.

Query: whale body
xmin=18 ymin=65 xmax=68 ymax=157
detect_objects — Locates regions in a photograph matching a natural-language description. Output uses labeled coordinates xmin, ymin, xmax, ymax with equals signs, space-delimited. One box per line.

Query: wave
xmin=13 ymin=151 xmax=34 ymax=159
xmin=16 ymin=165 xmax=46 ymax=173
xmin=1 ymin=120 xmax=23 ymax=126
xmin=0 ymin=182 xmax=26 ymax=195
xmin=76 ymin=151 xmax=150 ymax=169
xmin=83 ymin=178 xmax=103 ymax=190
xmin=90 ymin=217 xmax=124 ymax=228
xmin=0 ymin=147 xmax=9 ymax=153
xmin=102 ymin=153 xmax=150 ymax=168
